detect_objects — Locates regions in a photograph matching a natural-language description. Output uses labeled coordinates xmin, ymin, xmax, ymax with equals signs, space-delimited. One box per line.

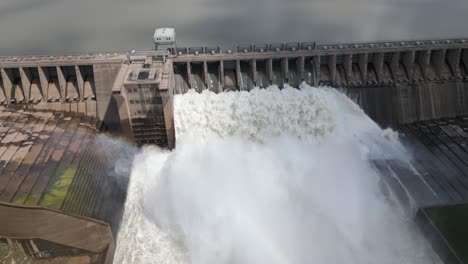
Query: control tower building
xmin=153 ymin=28 xmax=176 ymax=51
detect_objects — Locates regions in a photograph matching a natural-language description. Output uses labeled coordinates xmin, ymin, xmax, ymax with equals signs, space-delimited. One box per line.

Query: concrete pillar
xmin=313 ymin=55 xmax=321 ymax=86
xmin=75 ymin=65 xmax=84 ymax=101
xmin=186 ymin=61 xmax=193 ymax=89
xmin=462 ymin=50 xmax=468 ymax=77
xmin=219 ymin=60 xmax=225 ymax=89
xmin=390 ymin=52 xmax=400 ymax=80
xmin=282 ymin=57 xmax=289 ymax=83
xmin=112 ymin=93 xmax=133 ymax=140
xmin=0 ymin=70 xmax=5 ymax=103
xmin=203 ymin=61 xmax=209 ymax=88
xmin=432 ymin=50 xmax=446 ymax=79
xmin=19 ymin=67 xmax=31 ymax=102
xmin=403 ymin=51 xmax=415 ymax=81
xmin=328 ymin=55 xmax=337 ymax=84
xmin=92 ymin=63 xmax=122 ymax=121
xmin=251 ymin=60 xmax=257 ymax=85
xmin=373 ymin=53 xmax=384 ymax=82
xmin=343 ymin=54 xmax=352 ymax=83
xmin=299 ymin=56 xmax=305 ymax=81
xmin=447 ymin=49 xmax=461 ymax=78
xmin=0 ymin=68 xmax=12 ymax=103
xmin=236 ymin=60 xmax=242 ymax=90
xmin=418 ymin=50 xmax=431 ymax=79
xmin=267 ymin=58 xmax=273 ymax=85
xmin=160 ymin=90 xmax=175 ymax=149
xmin=38 ymin=67 xmax=49 ymax=102
xmin=56 ymin=66 xmax=66 ymax=102
xmin=29 ymin=73 xmax=43 ymax=103
xmin=359 ymin=53 xmax=368 ymax=83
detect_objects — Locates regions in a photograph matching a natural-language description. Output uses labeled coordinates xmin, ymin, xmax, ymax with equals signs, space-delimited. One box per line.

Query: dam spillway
xmin=2 ymin=36 xmax=468 ymax=263
xmin=172 ymin=39 xmax=468 ymax=127
xmin=115 ymin=86 xmax=446 ymax=263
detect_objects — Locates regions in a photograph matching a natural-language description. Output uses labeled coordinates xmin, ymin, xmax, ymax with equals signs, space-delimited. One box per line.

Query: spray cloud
xmin=115 ymin=84 xmax=439 ymax=264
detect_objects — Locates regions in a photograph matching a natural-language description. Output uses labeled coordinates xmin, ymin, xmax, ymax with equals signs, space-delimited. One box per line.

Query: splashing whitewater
xmin=115 ymin=84 xmax=440 ymax=264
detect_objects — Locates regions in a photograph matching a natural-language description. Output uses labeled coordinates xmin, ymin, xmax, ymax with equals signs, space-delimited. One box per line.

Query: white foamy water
xmin=115 ymin=84 xmax=440 ymax=264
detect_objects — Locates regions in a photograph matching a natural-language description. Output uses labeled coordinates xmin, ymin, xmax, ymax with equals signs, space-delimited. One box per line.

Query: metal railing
xmin=173 ymin=37 xmax=468 ymax=56
xmin=1 ymin=37 xmax=467 ymax=61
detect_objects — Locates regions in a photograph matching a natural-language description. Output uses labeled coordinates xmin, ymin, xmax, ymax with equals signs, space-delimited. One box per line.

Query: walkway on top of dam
xmin=1 ymin=37 xmax=467 ymax=66
xmin=172 ymin=37 xmax=468 ymax=61
xmin=0 ymin=53 xmax=126 ymax=68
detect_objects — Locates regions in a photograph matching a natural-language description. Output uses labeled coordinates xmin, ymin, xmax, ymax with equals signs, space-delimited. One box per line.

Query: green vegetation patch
xmin=424 ymin=203 xmax=468 ymax=262
xmin=13 ymin=194 xmax=29 ymax=206
xmin=39 ymin=167 xmax=78 ymax=209
xmin=15 ymin=193 xmax=40 ymax=207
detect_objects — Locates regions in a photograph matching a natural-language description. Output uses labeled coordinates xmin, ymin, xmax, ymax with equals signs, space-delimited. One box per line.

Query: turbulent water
xmin=115 ymin=84 xmax=440 ymax=264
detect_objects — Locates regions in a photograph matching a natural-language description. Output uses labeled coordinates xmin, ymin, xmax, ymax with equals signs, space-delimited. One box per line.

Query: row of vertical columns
xmin=208 ymin=57 xmax=337 ymax=88
xmin=311 ymin=52 xmax=392 ymax=84
xmin=178 ymin=48 xmax=467 ymax=92
xmin=304 ymin=52 xmax=397 ymax=85
xmin=227 ymin=57 xmax=310 ymax=87
xmin=185 ymin=60 xmax=235 ymax=91
xmin=335 ymin=49 xmax=464 ymax=83
xmin=0 ymin=65 xmax=92 ymax=104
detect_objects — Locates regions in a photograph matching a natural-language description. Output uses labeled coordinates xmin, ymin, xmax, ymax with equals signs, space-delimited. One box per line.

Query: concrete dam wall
xmin=1 ymin=38 xmax=468 ymax=146
xmin=173 ymin=39 xmax=468 ymax=127
xmin=0 ymin=54 xmax=123 ymax=121
xmin=0 ymin=39 xmax=468 ymax=147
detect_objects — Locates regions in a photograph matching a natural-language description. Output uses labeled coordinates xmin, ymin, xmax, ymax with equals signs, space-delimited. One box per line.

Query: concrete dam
xmin=1 ymin=38 xmax=468 ymax=146
xmin=1 ymin=34 xmax=468 ymax=263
